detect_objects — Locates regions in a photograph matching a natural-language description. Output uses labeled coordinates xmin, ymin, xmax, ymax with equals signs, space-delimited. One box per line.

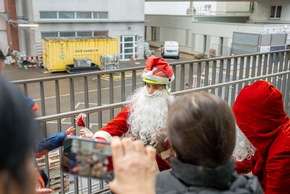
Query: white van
xmin=161 ymin=41 xmax=180 ymax=59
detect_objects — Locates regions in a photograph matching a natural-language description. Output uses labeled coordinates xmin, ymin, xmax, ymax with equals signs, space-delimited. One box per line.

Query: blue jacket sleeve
xmin=35 ymin=131 xmax=67 ymax=157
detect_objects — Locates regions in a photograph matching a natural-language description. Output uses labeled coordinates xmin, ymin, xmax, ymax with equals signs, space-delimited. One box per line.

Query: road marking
xmin=33 ymin=82 xmax=144 ymax=102
xmin=75 ymin=102 xmax=108 ymax=106
xmin=101 ymin=72 xmax=142 ymax=81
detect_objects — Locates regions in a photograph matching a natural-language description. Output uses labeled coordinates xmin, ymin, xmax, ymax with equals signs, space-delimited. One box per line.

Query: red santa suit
xmin=94 ymin=56 xmax=175 ymax=171
xmin=233 ymin=80 xmax=290 ymax=194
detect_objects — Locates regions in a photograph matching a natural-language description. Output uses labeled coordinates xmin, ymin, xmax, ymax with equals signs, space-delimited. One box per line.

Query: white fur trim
xmin=93 ymin=131 xmax=112 ymax=142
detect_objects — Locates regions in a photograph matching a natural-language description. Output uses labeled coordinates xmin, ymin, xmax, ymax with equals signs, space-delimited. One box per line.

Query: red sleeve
xmin=265 ymin=131 xmax=290 ymax=194
xmin=235 ymin=158 xmax=252 ymax=174
xmin=95 ymin=107 xmax=129 ymax=139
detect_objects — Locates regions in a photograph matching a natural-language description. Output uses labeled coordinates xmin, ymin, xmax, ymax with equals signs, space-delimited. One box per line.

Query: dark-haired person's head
xmin=167 ymin=92 xmax=236 ymax=168
xmin=0 ymin=49 xmax=5 ymax=74
xmin=0 ymin=76 xmax=38 ymax=194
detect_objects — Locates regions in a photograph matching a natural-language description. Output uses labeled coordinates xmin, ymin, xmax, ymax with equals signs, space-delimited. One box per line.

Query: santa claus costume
xmin=233 ymin=80 xmax=290 ymax=194
xmin=93 ymin=55 xmax=174 ymax=171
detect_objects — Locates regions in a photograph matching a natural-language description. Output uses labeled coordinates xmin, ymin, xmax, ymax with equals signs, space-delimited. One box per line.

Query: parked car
xmin=161 ymin=41 xmax=180 ymax=59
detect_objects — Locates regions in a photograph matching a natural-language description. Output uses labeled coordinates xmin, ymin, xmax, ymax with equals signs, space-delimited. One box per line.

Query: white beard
xmin=233 ymin=125 xmax=256 ymax=161
xmin=127 ymin=86 xmax=174 ymax=147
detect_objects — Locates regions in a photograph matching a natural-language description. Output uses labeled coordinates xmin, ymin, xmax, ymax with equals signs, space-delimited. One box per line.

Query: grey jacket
xmin=156 ymin=158 xmax=263 ymax=194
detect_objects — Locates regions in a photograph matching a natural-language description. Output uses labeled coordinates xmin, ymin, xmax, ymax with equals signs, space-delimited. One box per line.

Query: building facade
xmin=1 ymin=0 xmax=145 ymax=60
xmin=145 ymin=0 xmax=290 ymax=56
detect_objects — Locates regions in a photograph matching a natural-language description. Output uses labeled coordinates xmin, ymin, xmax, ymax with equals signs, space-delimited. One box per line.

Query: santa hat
xmin=142 ymin=56 xmax=175 ymax=85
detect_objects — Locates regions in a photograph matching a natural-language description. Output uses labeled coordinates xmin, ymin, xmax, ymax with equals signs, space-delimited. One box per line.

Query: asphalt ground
xmin=3 ymin=52 xmax=195 ymax=136
xmin=4 ymin=51 xmax=194 ymax=81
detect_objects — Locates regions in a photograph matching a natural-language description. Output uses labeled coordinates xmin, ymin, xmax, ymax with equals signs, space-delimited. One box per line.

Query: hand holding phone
xmin=109 ymin=137 xmax=157 ymax=194
xmin=61 ymin=136 xmax=158 ymax=194
xmin=61 ymin=137 xmax=113 ymax=181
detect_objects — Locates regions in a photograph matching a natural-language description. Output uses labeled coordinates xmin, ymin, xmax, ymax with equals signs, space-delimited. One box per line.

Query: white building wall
xmin=0 ymin=0 xmax=7 ymax=51
xmin=144 ymin=1 xmax=248 ymax=16
xmin=250 ymin=0 xmax=290 ymax=23
xmin=109 ymin=0 xmax=144 ymax=21
xmin=17 ymin=0 xmax=145 ymax=58
xmin=32 ymin=0 xmax=109 ymax=20
xmin=220 ymin=2 xmax=250 ymax=12
xmin=146 ymin=14 xmax=279 ymax=56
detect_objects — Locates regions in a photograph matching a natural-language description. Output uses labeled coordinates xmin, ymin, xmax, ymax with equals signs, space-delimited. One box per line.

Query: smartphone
xmin=61 ymin=136 xmax=113 ymax=181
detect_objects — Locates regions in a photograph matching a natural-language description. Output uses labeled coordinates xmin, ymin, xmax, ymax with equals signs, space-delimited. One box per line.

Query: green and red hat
xmin=142 ymin=56 xmax=174 ymax=85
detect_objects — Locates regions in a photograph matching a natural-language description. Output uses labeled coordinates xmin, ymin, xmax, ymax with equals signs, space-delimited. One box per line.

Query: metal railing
xmin=12 ymin=49 xmax=290 ymax=193
xmin=12 ymin=50 xmax=290 ymax=134
xmin=36 ymin=70 xmax=290 ymax=194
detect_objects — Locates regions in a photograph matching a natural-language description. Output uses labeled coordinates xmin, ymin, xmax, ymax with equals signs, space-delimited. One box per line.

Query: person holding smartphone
xmin=92 ymin=55 xmax=175 ymax=171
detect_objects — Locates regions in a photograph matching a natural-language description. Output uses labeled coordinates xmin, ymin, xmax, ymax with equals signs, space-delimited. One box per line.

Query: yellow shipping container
xmin=42 ymin=37 xmax=119 ymax=72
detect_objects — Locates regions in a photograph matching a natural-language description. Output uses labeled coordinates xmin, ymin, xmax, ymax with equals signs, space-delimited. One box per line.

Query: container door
xmin=120 ymin=36 xmax=137 ymax=60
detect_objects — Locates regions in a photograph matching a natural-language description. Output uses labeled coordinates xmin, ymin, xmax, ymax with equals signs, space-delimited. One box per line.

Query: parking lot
xmin=4 ymin=50 xmax=195 ymax=81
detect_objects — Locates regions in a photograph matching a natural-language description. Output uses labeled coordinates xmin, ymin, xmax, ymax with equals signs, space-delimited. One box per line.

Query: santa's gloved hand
xmin=66 ymin=126 xmax=76 ymax=136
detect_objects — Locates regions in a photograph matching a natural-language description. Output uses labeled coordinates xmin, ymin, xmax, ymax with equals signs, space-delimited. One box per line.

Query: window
xmin=41 ymin=31 xmax=100 ymax=38
xmin=41 ymin=32 xmax=58 ymax=38
xmin=77 ymin=31 xmax=92 ymax=37
xmin=93 ymin=31 xmax=108 ymax=37
xmin=40 ymin=11 xmax=57 ymax=19
xmin=40 ymin=11 xmax=108 ymax=20
xmin=204 ymin=5 xmax=211 ymax=11
xmin=124 ymin=37 xmax=133 ymax=42
xmin=99 ymin=12 xmax=108 ymax=19
xmin=93 ymin=12 xmax=108 ymax=19
xmin=59 ymin=32 xmax=75 ymax=37
xmin=120 ymin=36 xmax=137 ymax=60
xmin=125 ymin=43 xmax=133 ymax=47
xmin=270 ymin=6 xmax=282 ymax=19
xmin=77 ymin=12 xmax=92 ymax=19
xmin=59 ymin=11 xmax=75 ymax=19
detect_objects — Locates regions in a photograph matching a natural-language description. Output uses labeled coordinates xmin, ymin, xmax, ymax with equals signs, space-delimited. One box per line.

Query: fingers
xmin=111 ymin=137 xmax=124 ymax=166
xmin=36 ymin=188 xmax=53 ymax=194
xmin=134 ymin=140 xmax=145 ymax=154
xmin=66 ymin=126 xmax=76 ymax=135
xmin=112 ymin=137 xmax=147 ymax=158
xmin=66 ymin=126 xmax=75 ymax=131
xmin=108 ymin=181 xmax=119 ymax=194
xmin=122 ymin=138 xmax=135 ymax=154
xmin=145 ymin=146 xmax=156 ymax=162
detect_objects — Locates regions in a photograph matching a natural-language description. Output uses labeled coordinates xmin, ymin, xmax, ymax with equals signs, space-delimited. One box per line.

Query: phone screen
xmin=62 ymin=137 xmax=113 ymax=181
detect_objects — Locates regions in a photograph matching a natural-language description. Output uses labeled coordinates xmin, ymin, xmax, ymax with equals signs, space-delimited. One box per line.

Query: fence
xmin=12 ymin=49 xmax=290 ymax=193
